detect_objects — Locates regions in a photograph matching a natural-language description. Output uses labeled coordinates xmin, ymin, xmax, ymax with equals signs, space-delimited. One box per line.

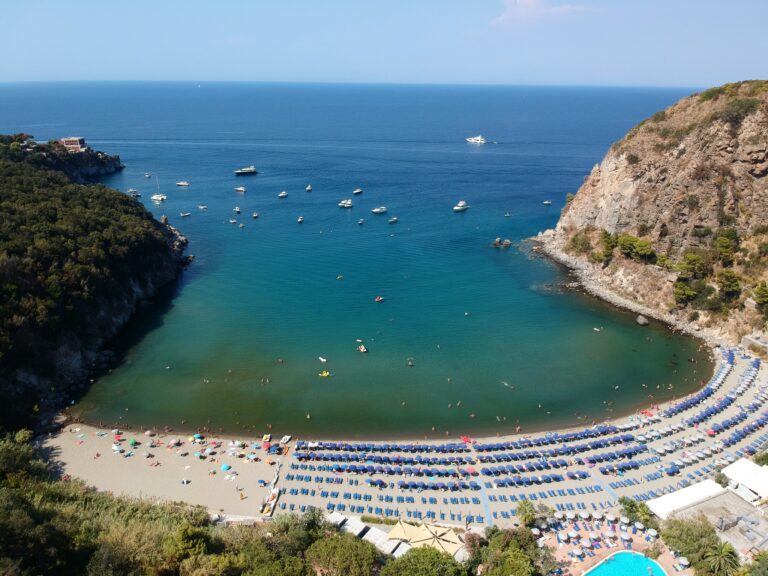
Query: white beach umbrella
xmin=621 ymin=533 xmax=631 ymax=541
xmin=567 ymin=530 xmax=578 ymax=540
xmin=554 ymin=511 xmax=565 ymax=520
xmin=647 ymin=528 xmax=658 ymax=538
xmin=620 ymin=516 xmax=630 ymax=525
xmin=579 ymin=511 xmax=591 ymax=520
xmin=593 ymin=511 xmax=604 ymax=521
xmin=634 ymin=522 xmax=645 ymax=531
xmin=679 ymin=557 xmax=690 ymax=567
xmin=606 ymin=513 xmax=616 ymax=523
xmin=566 ymin=511 xmax=576 ymax=521
xmin=589 ymin=532 xmax=600 ymax=540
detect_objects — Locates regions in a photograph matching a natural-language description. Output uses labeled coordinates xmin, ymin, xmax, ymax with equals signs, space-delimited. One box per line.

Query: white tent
xmin=363 ymin=526 xmax=400 ymax=555
xmin=647 ymin=479 xmax=725 ymax=520
xmin=722 ymin=458 xmax=768 ymax=501
xmin=341 ymin=517 xmax=368 ymax=537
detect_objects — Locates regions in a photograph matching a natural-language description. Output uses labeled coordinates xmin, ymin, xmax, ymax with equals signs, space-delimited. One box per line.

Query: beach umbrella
xmin=582 ymin=539 xmax=593 ymax=549
xmin=579 ymin=511 xmax=591 ymax=520
xmin=129 ymin=439 xmax=138 ymax=446
xmin=647 ymin=528 xmax=658 ymax=538
xmin=573 ymin=547 xmax=584 ymax=556
xmin=589 ymin=532 xmax=599 ymax=540
xmin=621 ymin=533 xmax=631 ymax=541
xmin=567 ymin=530 xmax=578 ymax=540
xmin=531 ymin=528 xmax=541 ymax=537
xmin=221 ymin=463 xmax=231 ymax=471
xmin=537 ymin=521 xmax=549 ymax=531
xmin=144 ymin=430 xmax=155 ymax=437
xmin=194 ymin=451 xmax=201 ymax=458
xmin=634 ymin=521 xmax=645 ymax=531
xmin=593 ymin=511 xmax=604 ymax=520
xmin=603 ymin=530 xmax=616 ymax=539
xmin=566 ymin=511 xmax=576 ymax=521
xmin=558 ymin=532 xmax=569 ymax=542
xmin=193 ymin=433 xmax=202 ymax=439
xmin=620 ymin=516 xmax=630 ymax=525
xmin=554 ymin=511 xmax=565 ymax=521
xmin=679 ymin=557 xmax=690 ymax=567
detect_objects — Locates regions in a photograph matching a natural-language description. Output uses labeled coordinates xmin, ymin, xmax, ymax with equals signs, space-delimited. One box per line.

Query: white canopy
xmin=722 ymin=458 xmax=768 ymax=500
xmin=363 ymin=527 xmax=399 ymax=555
xmin=647 ymin=479 xmax=725 ymax=520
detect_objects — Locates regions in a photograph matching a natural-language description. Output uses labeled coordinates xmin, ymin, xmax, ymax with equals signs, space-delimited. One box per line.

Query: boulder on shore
xmin=636 ymin=315 xmax=649 ymax=326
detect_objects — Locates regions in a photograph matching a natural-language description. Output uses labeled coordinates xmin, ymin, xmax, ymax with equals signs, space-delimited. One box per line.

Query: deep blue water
xmin=0 ymin=83 xmax=712 ymax=438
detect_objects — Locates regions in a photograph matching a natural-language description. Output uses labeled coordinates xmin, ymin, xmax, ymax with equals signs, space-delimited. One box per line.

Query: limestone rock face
xmin=555 ymin=82 xmax=768 ymax=259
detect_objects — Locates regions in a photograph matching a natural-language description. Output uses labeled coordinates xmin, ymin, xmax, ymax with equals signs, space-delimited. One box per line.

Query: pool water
xmin=585 ymin=551 xmax=667 ymax=576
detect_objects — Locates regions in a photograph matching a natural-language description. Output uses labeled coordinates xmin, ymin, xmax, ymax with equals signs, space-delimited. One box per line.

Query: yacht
xmin=150 ymin=193 xmax=167 ymax=202
xmin=297 ymin=216 xmax=304 ymax=224
xmin=127 ymin=188 xmax=140 ymax=197
xmin=239 ymin=223 xmax=245 ymax=229
xmin=278 ymin=190 xmax=288 ymax=198
xmin=234 ymin=165 xmax=257 ymax=176
xmin=542 ymin=200 xmax=552 ymax=205
xmin=453 ymin=200 xmax=469 ymax=212
xmin=252 ymin=212 xmax=259 ymax=219
xmin=371 ymin=206 xmax=387 ymax=214
xmin=234 ymin=206 xmax=241 ymax=214
xmin=229 ymin=219 xmax=237 ymax=224
xmin=338 ymin=199 xmax=353 ymax=208
xmin=388 ymin=216 xmax=398 ymax=224
xmin=176 ymin=181 xmax=190 ymax=187
xmin=179 ymin=212 xmax=191 ymax=218
xmin=504 ymin=212 xmax=511 ymax=218
xmin=353 ymin=188 xmax=363 ymax=195
xmin=357 ymin=344 xmax=368 ymax=353
xmin=198 ymin=205 xmax=208 ymax=210
xmin=144 ymin=172 xmax=152 ymax=178
xmin=305 ymin=184 xmax=312 ymax=192
xmin=357 ymin=218 xmax=365 ymax=225
xmin=466 ymin=135 xmax=486 ymax=144
xmin=234 ymin=186 xmax=246 ymax=193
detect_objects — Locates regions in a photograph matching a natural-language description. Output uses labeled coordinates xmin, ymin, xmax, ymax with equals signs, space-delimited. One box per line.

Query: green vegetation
xmin=616 ymin=234 xmax=655 ymax=261
xmin=380 ymin=547 xmax=463 ymax=576
xmin=305 ymin=532 xmax=379 ymax=576
xmin=466 ymin=526 xmax=558 ymax=576
xmin=755 ymin=450 xmax=768 ymax=467
xmin=565 ymin=192 xmax=574 ymax=203
xmin=715 ymin=98 xmax=760 ymax=128
xmin=0 ymin=135 xmax=182 ymax=429
xmin=618 ymin=497 xmax=659 ymax=531
xmin=515 ymin=500 xmax=537 ymax=527
xmin=567 ymin=229 xmax=592 ymax=255
xmin=662 ymin=515 xmax=737 ymax=576
xmin=626 ymin=152 xmax=639 ymax=165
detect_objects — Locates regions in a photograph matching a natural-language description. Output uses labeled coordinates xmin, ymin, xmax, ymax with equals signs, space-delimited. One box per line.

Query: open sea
xmin=0 ymin=82 xmax=712 ymax=438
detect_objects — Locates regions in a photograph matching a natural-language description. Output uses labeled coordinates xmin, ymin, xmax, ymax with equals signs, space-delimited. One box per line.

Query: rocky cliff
xmin=538 ymin=81 xmax=768 ymax=345
xmin=0 ymin=137 xmax=187 ymax=430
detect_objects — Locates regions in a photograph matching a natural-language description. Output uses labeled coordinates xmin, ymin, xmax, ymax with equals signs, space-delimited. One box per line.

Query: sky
xmin=2 ymin=0 xmax=766 ymax=87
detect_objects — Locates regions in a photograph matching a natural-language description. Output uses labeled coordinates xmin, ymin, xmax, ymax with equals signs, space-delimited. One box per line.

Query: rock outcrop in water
xmin=537 ymin=81 xmax=768 ymax=345
xmin=0 ymin=134 xmax=187 ymax=429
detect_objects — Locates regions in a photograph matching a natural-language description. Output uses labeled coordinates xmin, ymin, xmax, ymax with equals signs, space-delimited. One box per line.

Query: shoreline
xmin=530 ymin=229 xmax=726 ymax=349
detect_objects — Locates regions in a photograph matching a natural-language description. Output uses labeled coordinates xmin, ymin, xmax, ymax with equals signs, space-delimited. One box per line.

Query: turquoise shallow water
xmin=586 ymin=551 xmax=667 ymax=575
xmin=0 ymin=83 xmax=712 ymax=438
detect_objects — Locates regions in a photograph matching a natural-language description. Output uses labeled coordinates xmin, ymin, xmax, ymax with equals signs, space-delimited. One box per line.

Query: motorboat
xmin=234 ymin=206 xmax=241 ymax=214
xmin=234 ymin=165 xmax=257 ymax=175
xmin=318 ymin=357 xmax=327 ymax=363
xmin=318 ymin=371 xmax=331 ymax=378
xmin=357 ymin=218 xmax=365 ymax=225
xmin=297 ymin=216 xmax=304 ymax=224
xmin=388 ymin=216 xmax=398 ymax=224
xmin=150 ymin=193 xmax=167 ymax=202
xmin=338 ymin=199 xmax=353 ymax=208
xmin=504 ymin=212 xmax=511 ymax=218
xmin=144 ymin=172 xmax=152 ymax=178
xmin=466 ymin=135 xmax=486 ymax=144
xmin=492 ymin=237 xmax=512 ymax=248
xmin=252 ymin=212 xmax=259 ymax=219
xmin=357 ymin=344 xmax=368 ymax=353
xmin=353 ymin=188 xmax=363 ymax=195
xmin=278 ymin=190 xmax=288 ymax=198
xmin=239 ymin=223 xmax=245 ymax=229
xmin=306 ymin=184 xmax=312 ymax=192
xmin=542 ymin=200 xmax=552 ymax=205
xmin=179 ymin=212 xmax=191 ymax=218
xmin=374 ymin=295 xmax=384 ymax=303
xmin=453 ymin=200 xmax=469 ymax=212
xmin=371 ymin=206 xmax=387 ymax=214
xmin=176 ymin=181 xmax=190 ymax=187
xmin=198 ymin=205 xmax=208 ymax=210
xmin=234 ymin=186 xmax=246 ymax=193
xmin=229 ymin=219 xmax=237 ymax=224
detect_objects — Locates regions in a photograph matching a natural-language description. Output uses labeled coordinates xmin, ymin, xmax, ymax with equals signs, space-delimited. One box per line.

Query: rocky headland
xmin=536 ymin=81 xmax=768 ymax=347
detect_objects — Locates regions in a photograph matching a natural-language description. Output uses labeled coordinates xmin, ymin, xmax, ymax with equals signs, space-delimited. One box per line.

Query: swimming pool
xmin=585 ymin=551 xmax=667 ymax=576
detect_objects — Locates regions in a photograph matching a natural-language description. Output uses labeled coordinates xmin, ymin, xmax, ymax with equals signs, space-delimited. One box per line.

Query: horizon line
xmin=0 ymin=79 xmax=703 ymax=91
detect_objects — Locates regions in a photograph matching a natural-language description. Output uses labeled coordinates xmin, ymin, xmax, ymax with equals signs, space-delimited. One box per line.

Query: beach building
xmin=646 ymin=479 xmax=725 ymax=520
xmin=59 ymin=136 xmax=87 ymax=153
xmin=722 ymin=458 xmax=768 ymax=503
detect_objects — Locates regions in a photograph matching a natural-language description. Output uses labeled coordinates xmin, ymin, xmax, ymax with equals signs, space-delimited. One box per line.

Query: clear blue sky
xmin=3 ymin=0 xmax=766 ymax=87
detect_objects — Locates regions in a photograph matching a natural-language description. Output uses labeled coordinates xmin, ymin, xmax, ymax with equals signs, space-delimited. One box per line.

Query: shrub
xmin=699 ymin=86 xmax=725 ymax=101
xmin=568 ymin=230 xmax=592 ymax=255
xmin=759 ymin=242 xmax=768 ymax=257
xmin=674 ymin=281 xmax=698 ymax=304
xmin=305 ymin=533 xmax=379 ymax=576
xmin=686 ymin=195 xmax=701 ymax=210
xmin=651 ymin=110 xmax=667 ymax=122
xmin=380 ymin=547 xmax=463 ymax=576
xmin=718 ymin=270 xmax=741 ymax=300
xmin=717 ymin=98 xmax=760 ymax=127
xmin=565 ymin=192 xmax=574 ymax=203
xmin=626 ymin=153 xmax=640 ymax=165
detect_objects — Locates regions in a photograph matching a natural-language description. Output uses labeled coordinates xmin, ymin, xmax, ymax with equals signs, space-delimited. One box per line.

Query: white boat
xmin=176 ymin=181 xmax=190 ymax=187
xmin=198 ymin=204 xmax=208 ymax=210
xmin=542 ymin=200 xmax=552 ymax=205
xmin=179 ymin=212 xmax=191 ymax=218
xmin=306 ymin=184 xmax=312 ymax=192
xmin=318 ymin=357 xmax=327 ymax=363
xmin=389 ymin=216 xmax=398 ymax=224
xmin=150 ymin=194 xmax=167 ymax=202
xmin=453 ymin=200 xmax=469 ymax=212
xmin=239 ymin=223 xmax=245 ymax=229
xmin=278 ymin=191 xmax=288 ymax=198
xmin=234 ymin=206 xmax=241 ymax=214
xmin=252 ymin=212 xmax=259 ymax=219
xmin=357 ymin=218 xmax=365 ymax=225
xmin=338 ymin=199 xmax=353 ymax=208
xmin=371 ymin=206 xmax=387 ymax=214
xmin=127 ymin=188 xmax=140 ymax=197
xmin=229 ymin=219 xmax=237 ymax=224
xmin=353 ymin=188 xmax=363 ymax=195
xmin=466 ymin=135 xmax=486 ymax=144
xmin=144 ymin=172 xmax=152 ymax=178
xmin=297 ymin=216 xmax=304 ymax=224
xmin=504 ymin=212 xmax=511 ymax=218
xmin=234 ymin=186 xmax=246 ymax=193
xmin=234 ymin=165 xmax=257 ymax=176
